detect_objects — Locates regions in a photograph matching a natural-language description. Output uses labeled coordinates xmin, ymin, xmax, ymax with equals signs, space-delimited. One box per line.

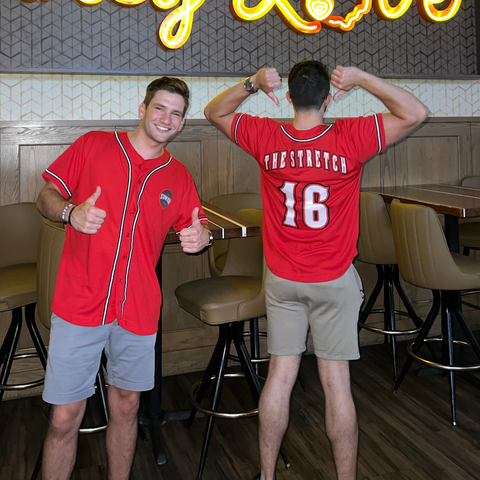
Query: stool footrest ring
xmin=407 ymin=338 xmax=480 ymax=371
xmin=228 ymin=353 xmax=269 ymax=364
xmin=190 ymin=373 xmax=265 ymax=419
xmin=0 ymin=353 xmax=44 ymax=390
xmin=358 ymin=323 xmax=421 ymax=336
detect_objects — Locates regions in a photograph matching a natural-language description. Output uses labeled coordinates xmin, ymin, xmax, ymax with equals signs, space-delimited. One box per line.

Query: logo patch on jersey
xmin=160 ymin=190 xmax=172 ymax=209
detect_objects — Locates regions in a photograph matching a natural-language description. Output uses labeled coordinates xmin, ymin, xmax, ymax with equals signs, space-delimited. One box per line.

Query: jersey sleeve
xmin=173 ymin=170 xmax=208 ymax=234
xmin=231 ymin=113 xmax=274 ymax=161
xmin=42 ymin=134 xmax=90 ymax=199
xmin=336 ymin=114 xmax=386 ymax=164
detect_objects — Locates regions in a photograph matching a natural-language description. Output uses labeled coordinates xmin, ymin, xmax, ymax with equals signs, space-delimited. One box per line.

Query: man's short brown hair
xmin=143 ymin=77 xmax=190 ymax=117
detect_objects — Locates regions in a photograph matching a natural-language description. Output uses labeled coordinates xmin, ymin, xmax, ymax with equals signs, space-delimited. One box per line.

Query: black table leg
xmin=140 ymin=254 xmax=203 ymax=465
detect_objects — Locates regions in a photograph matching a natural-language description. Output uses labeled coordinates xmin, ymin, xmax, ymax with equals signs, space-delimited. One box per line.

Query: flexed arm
xmin=204 ymin=68 xmax=282 ymax=139
xmin=331 ymin=66 xmax=430 ymax=146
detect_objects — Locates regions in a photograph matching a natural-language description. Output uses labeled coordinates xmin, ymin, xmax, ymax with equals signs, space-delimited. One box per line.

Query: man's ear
xmin=322 ymin=93 xmax=332 ymax=113
xmin=138 ymin=102 xmax=146 ymax=119
xmin=324 ymin=93 xmax=332 ymax=109
xmin=286 ymin=91 xmax=293 ymax=105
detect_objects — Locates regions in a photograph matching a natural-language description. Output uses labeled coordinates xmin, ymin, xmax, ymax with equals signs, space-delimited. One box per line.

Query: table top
xmin=165 ymin=201 xmax=261 ymax=244
xmin=362 ymin=184 xmax=480 ymax=218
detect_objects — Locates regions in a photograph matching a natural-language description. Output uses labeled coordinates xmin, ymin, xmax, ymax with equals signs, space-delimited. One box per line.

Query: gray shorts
xmin=43 ymin=314 xmax=157 ymax=405
xmin=265 ymin=264 xmax=364 ymax=360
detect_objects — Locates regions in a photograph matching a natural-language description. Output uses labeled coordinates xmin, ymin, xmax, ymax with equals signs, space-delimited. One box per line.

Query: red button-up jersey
xmin=43 ymin=131 xmax=207 ymax=335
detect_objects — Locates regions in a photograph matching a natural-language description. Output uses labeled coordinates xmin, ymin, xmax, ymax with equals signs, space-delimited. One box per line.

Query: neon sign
xmin=23 ymin=0 xmax=463 ymax=49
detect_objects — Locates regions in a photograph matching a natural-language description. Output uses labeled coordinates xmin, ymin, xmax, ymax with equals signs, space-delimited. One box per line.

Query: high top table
xmin=362 ymin=184 xmax=480 ymax=254
xmin=143 ymin=201 xmax=261 ymax=465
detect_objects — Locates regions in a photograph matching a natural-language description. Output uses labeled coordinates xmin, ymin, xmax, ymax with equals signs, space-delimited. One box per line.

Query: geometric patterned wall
xmin=1 ymin=73 xmax=480 ymax=121
xmin=0 ymin=0 xmax=476 ymax=77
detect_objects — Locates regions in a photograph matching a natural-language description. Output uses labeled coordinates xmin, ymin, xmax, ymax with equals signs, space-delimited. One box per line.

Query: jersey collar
xmin=280 ymin=123 xmax=333 ymax=143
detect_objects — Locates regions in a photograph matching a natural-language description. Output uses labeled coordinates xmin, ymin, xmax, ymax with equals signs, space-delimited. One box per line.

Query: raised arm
xmin=331 ymin=66 xmax=430 ymax=146
xmin=204 ymin=68 xmax=282 ymax=139
xmin=37 ymin=180 xmax=106 ymax=234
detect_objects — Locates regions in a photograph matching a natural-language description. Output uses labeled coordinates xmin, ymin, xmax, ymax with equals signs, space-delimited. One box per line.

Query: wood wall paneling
xmin=1 ymin=118 xmax=480 ymax=390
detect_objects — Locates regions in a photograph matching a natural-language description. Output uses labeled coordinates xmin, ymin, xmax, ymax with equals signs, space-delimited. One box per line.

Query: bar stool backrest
xmin=357 ymin=192 xmax=396 ymax=265
xmin=36 ymin=220 xmax=66 ymax=330
xmin=391 ymin=200 xmax=479 ymax=291
xmin=0 ymin=203 xmax=43 ymax=269
xmin=462 ymin=176 xmax=480 ymax=189
xmin=209 ymin=193 xmax=263 ymax=277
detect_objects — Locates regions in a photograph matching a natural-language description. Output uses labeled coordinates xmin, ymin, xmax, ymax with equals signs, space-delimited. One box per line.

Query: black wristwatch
xmin=243 ymin=77 xmax=257 ymax=95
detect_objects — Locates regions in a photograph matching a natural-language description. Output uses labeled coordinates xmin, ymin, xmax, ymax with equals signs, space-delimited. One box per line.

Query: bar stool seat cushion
xmin=459 ymin=222 xmax=480 ymax=249
xmin=175 ymin=276 xmax=264 ymax=325
xmin=0 ymin=263 xmax=36 ymax=311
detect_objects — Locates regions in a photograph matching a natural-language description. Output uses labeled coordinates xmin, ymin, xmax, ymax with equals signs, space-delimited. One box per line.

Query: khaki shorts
xmin=265 ymin=264 xmax=364 ymax=360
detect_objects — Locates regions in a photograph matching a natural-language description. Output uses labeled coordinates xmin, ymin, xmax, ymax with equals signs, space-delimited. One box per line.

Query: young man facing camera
xmin=204 ymin=62 xmax=429 ymax=480
xmin=36 ymin=77 xmax=212 ymax=480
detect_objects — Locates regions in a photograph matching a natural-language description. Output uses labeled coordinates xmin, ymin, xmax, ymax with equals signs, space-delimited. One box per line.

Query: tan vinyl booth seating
xmin=175 ymin=208 xmax=290 ymax=480
xmin=0 ymin=203 xmax=46 ymax=403
xmin=356 ymin=192 xmax=425 ymax=380
xmin=390 ymin=199 xmax=480 ymax=426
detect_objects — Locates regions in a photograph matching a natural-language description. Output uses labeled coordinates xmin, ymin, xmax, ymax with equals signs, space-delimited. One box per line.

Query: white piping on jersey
xmin=45 ymin=169 xmax=72 ymax=197
xmin=233 ymin=114 xmax=244 ymax=144
xmin=121 ymin=155 xmax=173 ymax=319
xmin=280 ymin=124 xmax=333 ymax=142
xmin=101 ymin=131 xmax=132 ymax=325
xmin=374 ymin=114 xmax=383 ymax=153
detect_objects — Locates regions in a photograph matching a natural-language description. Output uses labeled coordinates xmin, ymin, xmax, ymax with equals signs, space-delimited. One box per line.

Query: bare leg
xmin=42 ymin=400 xmax=87 ymax=480
xmin=258 ymin=354 xmax=302 ymax=480
xmin=106 ymin=386 xmax=141 ymax=480
xmin=317 ymin=358 xmax=357 ymax=480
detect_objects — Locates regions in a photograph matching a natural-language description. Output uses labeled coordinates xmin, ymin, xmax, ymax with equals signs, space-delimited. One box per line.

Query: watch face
xmin=244 ymin=78 xmax=255 ymax=93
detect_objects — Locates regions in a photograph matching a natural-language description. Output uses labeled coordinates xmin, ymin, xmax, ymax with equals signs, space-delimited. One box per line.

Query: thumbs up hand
xmin=70 ymin=186 xmax=107 ymax=234
xmin=179 ymin=207 xmax=211 ymax=253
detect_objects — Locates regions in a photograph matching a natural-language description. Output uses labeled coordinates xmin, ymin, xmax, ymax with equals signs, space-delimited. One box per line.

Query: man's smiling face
xmin=138 ymin=90 xmax=186 ymax=146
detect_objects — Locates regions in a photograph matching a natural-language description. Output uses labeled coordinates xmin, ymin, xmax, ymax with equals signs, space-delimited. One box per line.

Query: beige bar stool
xmin=357 ymin=192 xmax=428 ymax=380
xmin=0 ymin=203 xmax=46 ymax=404
xmin=458 ymin=177 xmax=480 ymax=310
xmin=209 ymin=194 xmax=267 ymax=371
xmin=459 ymin=176 xmax=480 ymax=255
xmin=30 ymin=220 xmax=109 ymax=480
xmin=391 ymin=200 xmax=480 ymax=425
xmin=175 ymin=228 xmax=290 ymax=479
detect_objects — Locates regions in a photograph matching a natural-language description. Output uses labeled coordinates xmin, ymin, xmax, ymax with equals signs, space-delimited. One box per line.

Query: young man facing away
xmin=36 ymin=77 xmax=212 ymax=480
xmin=204 ymin=62 xmax=429 ymax=480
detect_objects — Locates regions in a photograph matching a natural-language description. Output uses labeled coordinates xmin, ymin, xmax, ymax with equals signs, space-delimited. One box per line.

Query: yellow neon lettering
xmin=417 ymin=0 xmax=462 ymax=22
xmin=21 ymin=0 xmax=464 ymax=47
xmin=151 ymin=0 xmax=180 ymax=8
xmin=158 ymin=0 xmax=206 ymax=49
xmin=303 ymin=0 xmax=334 ymax=22
xmin=111 ymin=0 xmax=146 ymax=5
xmin=373 ymin=0 xmax=412 ymax=19
xmin=324 ymin=0 xmax=372 ymax=31
xmin=231 ymin=0 xmax=322 ymax=33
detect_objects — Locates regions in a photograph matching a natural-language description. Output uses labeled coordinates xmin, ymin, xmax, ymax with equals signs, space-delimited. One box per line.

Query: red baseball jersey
xmin=232 ymin=114 xmax=385 ymax=283
xmin=43 ymin=131 xmax=207 ymax=335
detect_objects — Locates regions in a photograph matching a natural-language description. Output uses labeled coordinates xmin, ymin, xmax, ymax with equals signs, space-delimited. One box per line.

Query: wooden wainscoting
xmin=1 ymin=117 xmax=480 ymax=399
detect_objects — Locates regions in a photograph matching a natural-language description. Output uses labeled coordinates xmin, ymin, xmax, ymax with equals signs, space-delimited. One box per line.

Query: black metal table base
xmin=138 ymin=410 xmax=205 ymax=465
